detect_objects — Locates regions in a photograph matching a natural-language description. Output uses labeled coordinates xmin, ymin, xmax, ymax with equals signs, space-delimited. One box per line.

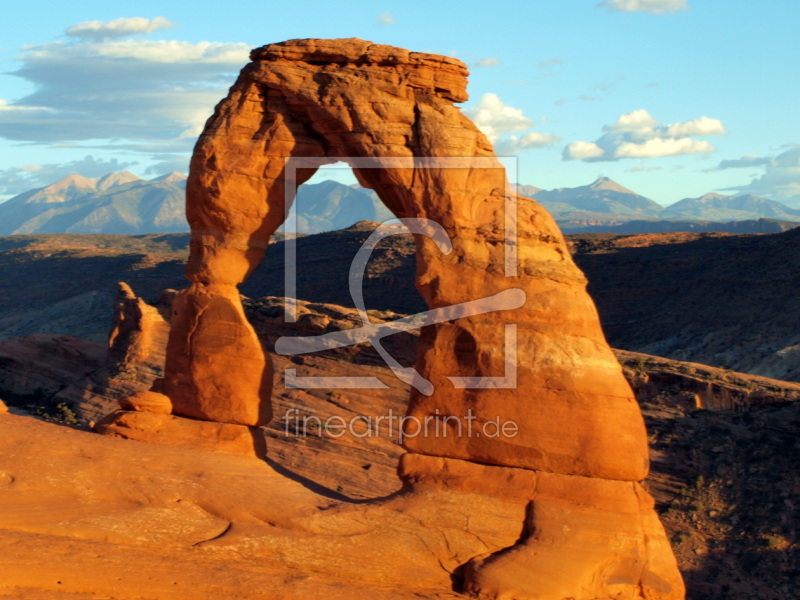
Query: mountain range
xmin=660 ymin=192 xmax=800 ymax=221
xmin=2 ymin=172 xmax=799 ymax=235
xmin=287 ymin=179 xmax=394 ymax=233
xmin=0 ymin=172 xmax=188 ymax=235
xmin=530 ymin=177 xmax=800 ymax=225
xmin=533 ymin=177 xmax=664 ymax=218
xmin=0 ymin=173 xmax=392 ymax=236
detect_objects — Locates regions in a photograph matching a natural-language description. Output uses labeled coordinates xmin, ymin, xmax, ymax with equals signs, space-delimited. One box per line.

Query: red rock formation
xmin=164 ymin=283 xmax=272 ymax=425
xmin=157 ymin=38 xmax=683 ymax=599
xmin=55 ymin=283 xmax=171 ymax=424
xmin=95 ymin=409 xmax=267 ymax=458
xmin=101 ymin=284 xmax=270 ymax=454
xmin=401 ymin=454 xmax=684 ymax=599
xmin=107 ymin=282 xmax=170 ymax=380
xmin=118 ymin=390 xmax=172 ymax=414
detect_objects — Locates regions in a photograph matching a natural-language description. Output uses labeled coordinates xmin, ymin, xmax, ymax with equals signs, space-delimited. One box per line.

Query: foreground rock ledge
xmin=96 ymin=410 xmax=268 ymax=459
xmin=108 ymin=37 xmax=684 ymax=599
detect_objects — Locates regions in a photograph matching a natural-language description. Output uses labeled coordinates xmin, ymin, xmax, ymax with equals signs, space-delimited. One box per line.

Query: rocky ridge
xmin=2 ymin=225 xmax=799 ymax=384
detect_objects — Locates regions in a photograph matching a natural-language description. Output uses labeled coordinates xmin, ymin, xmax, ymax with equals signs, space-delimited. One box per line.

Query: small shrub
xmin=762 ymin=534 xmax=789 ymax=550
xmin=34 ymin=402 xmax=79 ymax=426
xmin=114 ymin=367 xmax=139 ymax=381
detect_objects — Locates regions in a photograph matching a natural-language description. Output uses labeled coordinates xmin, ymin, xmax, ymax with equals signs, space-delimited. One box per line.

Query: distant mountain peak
xmin=662 ymin=190 xmax=800 ymax=222
xmin=514 ymin=183 xmax=543 ymax=197
xmin=150 ymin=172 xmax=187 ymax=184
xmin=589 ymin=177 xmax=638 ymax=195
xmin=697 ymin=192 xmax=730 ymax=202
xmin=96 ymin=171 xmax=142 ymax=191
xmin=313 ymin=179 xmax=347 ymax=189
xmin=49 ymin=174 xmax=97 ymax=191
xmin=12 ymin=174 xmax=98 ymax=206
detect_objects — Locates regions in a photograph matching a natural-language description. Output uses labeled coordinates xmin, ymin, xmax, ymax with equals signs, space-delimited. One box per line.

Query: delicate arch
xmin=163 ymin=37 xmax=648 ymax=480
xmin=155 ymin=38 xmax=684 ymax=600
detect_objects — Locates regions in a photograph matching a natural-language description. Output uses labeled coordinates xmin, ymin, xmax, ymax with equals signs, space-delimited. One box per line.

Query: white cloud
xmin=564 ymin=108 xmax=724 ymax=161
xmin=0 ymin=20 xmax=250 ymax=150
xmin=0 ymin=99 xmax=53 ymax=113
xmin=66 ymin=17 xmax=178 ymax=39
xmin=616 ymin=137 xmax=714 ymax=158
xmin=564 ymin=141 xmax=604 ymax=160
xmin=713 ymin=154 xmax=772 ymax=170
xmin=604 ymin=108 xmax=658 ymax=132
xmin=473 ymin=57 xmax=500 ymax=68
xmin=464 ymin=93 xmax=533 ymax=142
xmin=377 ymin=12 xmax=395 ymax=25
xmin=144 ymin=156 xmax=191 ymax=176
xmin=723 ymin=146 xmax=800 ymax=204
xmin=495 ymin=132 xmax=561 ymax=155
xmin=596 ymin=0 xmax=688 ymax=14
xmin=87 ymin=40 xmax=249 ymax=63
xmin=464 ymin=93 xmax=559 ymax=154
xmin=666 ymin=116 xmax=726 ymax=137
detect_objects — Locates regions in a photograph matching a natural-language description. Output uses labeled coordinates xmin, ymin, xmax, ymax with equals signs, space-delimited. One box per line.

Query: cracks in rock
xmin=192 ymin=521 xmax=232 ymax=548
xmin=408 ymin=512 xmax=492 ymax=578
xmin=459 ymin=525 xmax=492 ymax=555
xmin=409 ymin=103 xmax=423 ymax=154
xmin=413 ymin=531 xmax=454 ymax=575
xmin=184 ymin=302 xmax=209 ymax=356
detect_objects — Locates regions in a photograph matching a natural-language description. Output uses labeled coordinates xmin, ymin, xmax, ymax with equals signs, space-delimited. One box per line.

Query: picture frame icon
xmin=277 ymin=156 xmax=522 ymax=392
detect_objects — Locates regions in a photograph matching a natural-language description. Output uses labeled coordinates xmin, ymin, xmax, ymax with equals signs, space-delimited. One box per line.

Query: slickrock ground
xmin=0 ymin=414 xmax=466 ymax=600
xmin=1 ymin=295 xmax=798 ymax=598
xmin=1 ymin=366 xmax=798 ymax=599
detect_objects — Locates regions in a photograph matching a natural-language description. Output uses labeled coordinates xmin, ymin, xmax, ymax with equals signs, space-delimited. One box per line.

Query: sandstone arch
xmin=154 ymin=38 xmax=683 ymax=599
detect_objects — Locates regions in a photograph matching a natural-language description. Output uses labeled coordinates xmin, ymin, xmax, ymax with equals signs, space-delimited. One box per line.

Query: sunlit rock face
xmin=151 ymin=38 xmax=684 ymax=600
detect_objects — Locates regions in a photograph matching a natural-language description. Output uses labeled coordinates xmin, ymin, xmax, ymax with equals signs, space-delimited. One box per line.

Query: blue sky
xmin=0 ymin=0 xmax=798 ymax=205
